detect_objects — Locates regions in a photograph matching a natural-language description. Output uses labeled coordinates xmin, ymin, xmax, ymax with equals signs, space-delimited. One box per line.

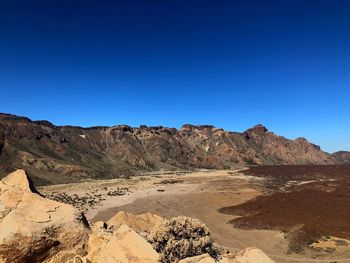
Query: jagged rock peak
xmin=110 ymin=125 xmax=134 ymax=132
xmin=32 ymin=120 xmax=56 ymax=128
xmin=0 ymin=113 xmax=32 ymax=122
xmin=1 ymin=169 xmax=36 ymax=192
xmin=180 ymin=124 xmax=216 ymax=131
xmin=244 ymin=124 xmax=268 ymax=134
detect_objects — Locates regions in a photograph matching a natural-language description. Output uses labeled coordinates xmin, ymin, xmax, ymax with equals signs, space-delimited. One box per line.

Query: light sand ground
xmin=39 ymin=169 xmax=350 ymax=263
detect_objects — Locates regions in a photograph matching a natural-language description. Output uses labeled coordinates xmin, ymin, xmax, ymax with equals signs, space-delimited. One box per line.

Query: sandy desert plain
xmin=38 ymin=165 xmax=350 ymax=263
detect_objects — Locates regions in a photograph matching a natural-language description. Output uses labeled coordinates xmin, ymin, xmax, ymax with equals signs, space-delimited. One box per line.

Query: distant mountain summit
xmin=0 ymin=113 xmax=337 ymax=185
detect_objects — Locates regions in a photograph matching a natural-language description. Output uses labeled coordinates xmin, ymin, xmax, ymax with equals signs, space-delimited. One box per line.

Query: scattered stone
xmin=106 ymin=187 xmax=129 ymax=196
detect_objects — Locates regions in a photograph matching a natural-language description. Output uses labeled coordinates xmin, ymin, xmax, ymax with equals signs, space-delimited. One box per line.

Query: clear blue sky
xmin=0 ymin=0 xmax=349 ymax=152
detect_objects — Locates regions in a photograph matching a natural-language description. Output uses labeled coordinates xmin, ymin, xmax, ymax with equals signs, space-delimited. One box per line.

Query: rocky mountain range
xmin=0 ymin=113 xmax=337 ymax=185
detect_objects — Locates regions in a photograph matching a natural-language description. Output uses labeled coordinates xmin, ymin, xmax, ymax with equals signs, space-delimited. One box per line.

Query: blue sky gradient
xmin=0 ymin=0 xmax=349 ymax=152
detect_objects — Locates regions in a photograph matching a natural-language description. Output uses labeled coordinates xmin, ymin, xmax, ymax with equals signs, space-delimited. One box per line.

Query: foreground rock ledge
xmin=0 ymin=169 xmax=275 ymax=263
xmin=0 ymin=169 xmax=89 ymax=262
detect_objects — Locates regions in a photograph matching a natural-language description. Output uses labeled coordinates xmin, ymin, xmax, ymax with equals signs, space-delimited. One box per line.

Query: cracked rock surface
xmin=0 ymin=170 xmax=90 ymax=263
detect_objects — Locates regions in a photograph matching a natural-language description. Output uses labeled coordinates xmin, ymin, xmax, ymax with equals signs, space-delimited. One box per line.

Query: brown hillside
xmin=0 ymin=113 xmax=335 ymax=185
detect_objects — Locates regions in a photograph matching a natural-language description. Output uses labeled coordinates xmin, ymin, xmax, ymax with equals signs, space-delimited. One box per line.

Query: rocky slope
xmin=0 ymin=113 xmax=335 ymax=185
xmin=332 ymin=151 xmax=350 ymax=164
xmin=0 ymin=169 xmax=275 ymax=263
xmin=0 ymin=123 xmax=4 ymax=156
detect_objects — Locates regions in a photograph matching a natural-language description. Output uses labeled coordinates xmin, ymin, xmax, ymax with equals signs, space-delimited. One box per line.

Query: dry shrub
xmin=149 ymin=216 xmax=217 ymax=262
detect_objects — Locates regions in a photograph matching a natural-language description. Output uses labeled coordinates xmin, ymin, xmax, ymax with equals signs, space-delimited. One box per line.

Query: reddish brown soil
xmin=219 ymin=165 xmax=350 ymax=253
xmin=245 ymin=165 xmax=350 ymax=180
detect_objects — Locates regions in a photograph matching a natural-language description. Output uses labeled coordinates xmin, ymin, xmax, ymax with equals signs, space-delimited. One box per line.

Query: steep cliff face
xmin=177 ymin=124 xmax=334 ymax=165
xmin=0 ymin=113 xmax=335 ymax=184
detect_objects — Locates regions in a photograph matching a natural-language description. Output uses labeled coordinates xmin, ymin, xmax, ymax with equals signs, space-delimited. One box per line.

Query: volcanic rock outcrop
xmin=88 ymin=224 xmax=160 ymax=263
xmin=107 ymin=211 xmax=165 ymax=234
xmin=0 ymin=169 xmax=275 ymax=263
xmin=0 ymin=113 xmax=335 ymax=185
xmin=0 ymin=170 xmax=89 ymax=262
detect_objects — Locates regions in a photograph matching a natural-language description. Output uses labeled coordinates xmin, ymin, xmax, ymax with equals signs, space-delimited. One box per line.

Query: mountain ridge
xmin=332 ymin=151 xmax=350 ymax=164
xmin=0 ymin=113 xmax=338 ymax=185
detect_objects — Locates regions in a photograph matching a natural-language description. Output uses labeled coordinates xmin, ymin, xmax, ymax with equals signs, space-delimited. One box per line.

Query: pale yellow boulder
xmin=179 ymin=254 xmax=216 ymax=263
xmin=222 ymin=247 xmax=275 ymax=263
xmin=96 ymin=224 xmax=159 ymax=263
xmin=107 ymin=211 xmax=165 ymax=234
xmin=86 ymin=223 xmax=112 ymax=263
xmin=93 ymin=221 xmax=107 ymax=230
xmin=0 ymin=170 xmax=90 ymax=263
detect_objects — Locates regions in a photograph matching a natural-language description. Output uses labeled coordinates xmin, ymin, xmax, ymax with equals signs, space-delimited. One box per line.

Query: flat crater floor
xmin=40 ymin=167 xmax=350 ymax=263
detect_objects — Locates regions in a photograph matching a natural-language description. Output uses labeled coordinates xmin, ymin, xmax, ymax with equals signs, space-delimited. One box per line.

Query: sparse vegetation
xmin=149 ymin=216 xmax=218 ymax=262
xmin=45 ymin=186 xmax=130 ymax=211
xmin=45 ymin=192 xmax=103 ymax=210
xmin=106 ymin=187 xmax=129 ymax=196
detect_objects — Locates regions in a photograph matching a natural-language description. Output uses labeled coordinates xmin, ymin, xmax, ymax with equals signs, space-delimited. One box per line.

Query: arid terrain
xmin=0 ymin=169 xmax=275 ymax=263
xmin=220 ymin=165 xmax=350 ymax=256
xmin=0 ymin=113 xmax=339 ymax=186
xmin=2 ymin=0 xmax=348 ymax=262
xmin=2 ymin=113 xmax=350 ymax=262
xmin=38 ymin=166 xmax=350 ymax=262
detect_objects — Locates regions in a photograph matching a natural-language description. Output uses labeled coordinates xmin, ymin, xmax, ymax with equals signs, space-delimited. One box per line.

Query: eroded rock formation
xmin=0 ymin=170 xmax=89 ymax=262
xmin=0 ymin=113 xmax=336 ymax=185
xmin=107 ymin=211 xmax=165 ymax=234
xmin=88 ymin=224 xmax=159 ymax=263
